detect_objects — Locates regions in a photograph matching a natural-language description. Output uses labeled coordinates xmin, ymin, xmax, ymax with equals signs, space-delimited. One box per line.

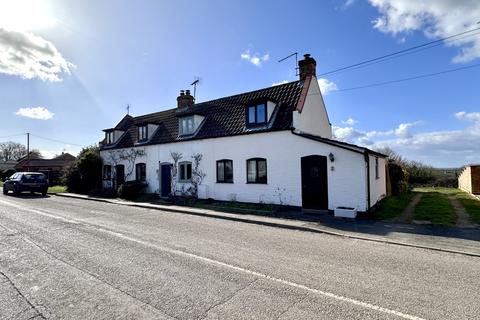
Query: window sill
xmin=246 ymin=182 xmax=268 ymax=185
xmin=216 ymin=181 xmax=234 ymax=184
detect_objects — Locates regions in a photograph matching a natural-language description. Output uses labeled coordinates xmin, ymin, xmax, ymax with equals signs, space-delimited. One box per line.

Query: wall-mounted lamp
xmin=329 ymin=152 xmax=335 ymax=162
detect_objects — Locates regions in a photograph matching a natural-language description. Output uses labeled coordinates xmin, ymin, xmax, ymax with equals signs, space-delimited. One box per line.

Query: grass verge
xmin=48 ymin=185 xmax=67 ymax=193
xmin=413 ymin=190 xmax=455 ymax=226
xmin=374 ymin=193 xmax=415 ymax=220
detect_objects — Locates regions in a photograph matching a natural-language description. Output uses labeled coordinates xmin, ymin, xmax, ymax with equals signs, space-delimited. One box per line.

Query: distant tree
xmin=0 ymin=141 xmax=43 ymax=161
xmin=374 ymin=147 xmax=406 ymax=166
xmin=62 ymin=145 xmax=102 ymax=194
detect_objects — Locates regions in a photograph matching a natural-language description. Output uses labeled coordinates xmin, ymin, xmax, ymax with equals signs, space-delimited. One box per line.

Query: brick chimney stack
xmin=177 ymin=89 xmax=195 ymax=108
xmin=298 ymin=54 xmax=316 ymax=80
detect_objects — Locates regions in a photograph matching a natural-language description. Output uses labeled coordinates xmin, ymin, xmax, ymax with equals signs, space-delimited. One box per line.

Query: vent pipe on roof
xmin=177 ymin=89 xmax=194 ymax=108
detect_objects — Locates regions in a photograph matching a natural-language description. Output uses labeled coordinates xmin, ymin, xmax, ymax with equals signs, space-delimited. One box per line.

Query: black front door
xmin=115 ymin=165 xmax=125 ymax=187
xmin=301 ymin=155 xmax=328 ymax=210
xmin=160 ymin=164 xmax=172 ymax=197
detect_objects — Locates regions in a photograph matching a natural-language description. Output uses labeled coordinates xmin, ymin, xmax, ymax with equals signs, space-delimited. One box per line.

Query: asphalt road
xmin=0 ymin=192 xmax=479 ymax=320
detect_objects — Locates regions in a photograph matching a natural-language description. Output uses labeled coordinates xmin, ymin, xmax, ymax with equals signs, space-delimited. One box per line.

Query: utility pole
xmin=26 ymin=132 xmax=30 ymax=172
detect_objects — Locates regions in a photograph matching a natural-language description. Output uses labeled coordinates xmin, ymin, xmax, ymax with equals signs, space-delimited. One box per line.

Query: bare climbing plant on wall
xmin=190 ymin=153 xmax=206 ymax=198
xmin=106 ymin=148 xmax=145 ymax=184
xmin=169 ymin=151 xmax=182 ymax=196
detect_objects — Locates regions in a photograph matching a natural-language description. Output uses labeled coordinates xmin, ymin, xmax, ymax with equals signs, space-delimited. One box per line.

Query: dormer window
xmin=138 ymin=125 xmax=148 ymax=142
xmin=106 ymin=131 xmax=114 ymax=145
xmin=247 ymin=103 xmax=267 ymax=126
xmin=179 ymin=116 xmax=195 ymax=135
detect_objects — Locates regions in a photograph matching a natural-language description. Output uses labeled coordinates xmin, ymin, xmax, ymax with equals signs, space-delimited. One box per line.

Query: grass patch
xmin=413 ymin=187 xmax=461 ymax=195
xmin=374 ymin=193 xmax=415 ymax=220
xmin=413 ymin=191 xmax=455 ymax=226
xmin=0 ymin=181 xmax=3 ymax=188
xmin=455 ymin=192 xmax=480 ymax=224
xmin=47 ymin=185 xmax=67 ymax=193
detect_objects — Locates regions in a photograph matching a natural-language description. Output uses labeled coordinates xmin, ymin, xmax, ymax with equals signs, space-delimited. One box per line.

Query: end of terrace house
xmin=99 ymin=54 xmax=387 ymax=212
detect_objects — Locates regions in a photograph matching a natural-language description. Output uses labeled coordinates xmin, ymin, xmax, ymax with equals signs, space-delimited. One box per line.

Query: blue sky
xmin=0 ymin=0 xmax=479 ymax=167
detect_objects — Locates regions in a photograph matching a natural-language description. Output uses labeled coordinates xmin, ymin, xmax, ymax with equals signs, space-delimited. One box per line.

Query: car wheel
xmin=13 ymin=187 xmax=20 ymax=196
xmin=2 ymin=188 xmax=7 ymax=195
xmin=42 ymin=189 xmax=47 ymax=196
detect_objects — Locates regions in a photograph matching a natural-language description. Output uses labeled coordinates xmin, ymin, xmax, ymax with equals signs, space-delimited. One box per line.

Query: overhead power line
xmin=334 ymin=62 xmax=480 ymax=92
xmin=318 ymin=26 xmax=480 ymax=77
xmin=29 ymin=133 xmax=85 ymax=147
xmin=0 ymin=133 xmax=26 ymax=139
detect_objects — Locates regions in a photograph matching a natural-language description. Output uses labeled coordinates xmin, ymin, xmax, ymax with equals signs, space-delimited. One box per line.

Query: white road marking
xmin=0 ymin=198 xmax=425 ymax=320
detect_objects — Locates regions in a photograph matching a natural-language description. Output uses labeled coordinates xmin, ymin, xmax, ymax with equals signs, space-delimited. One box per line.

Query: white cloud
xmin=455 ymin=111 xmax=480 ymax=122
xmin=342 ymin=118 xmax=358 ymax=126
xmin=334 ymin=113 xmax=480 ymax=166
xmin=344 ymin=0 xmax=356 ymax=8
xmin=368 ymin=0 xmax=480 ymax=63
xmin=241 ymin=50 xmax=270 ymax=67
xmin=272 ymin=80 xmax=288 ymax=86
xmin=318 ymin=78 xmax=338 ymax=95
xmin=15 ymin=107 xmax=54 ymax=120
xmin=0 ymin=28 xmax=73 ymax=81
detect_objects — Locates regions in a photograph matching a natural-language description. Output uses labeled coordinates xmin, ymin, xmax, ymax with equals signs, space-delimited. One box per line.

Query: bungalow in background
xmin=458 ymin=164 xmax=480 ymax=195
xmin=15 ymin=153 xmax=76 ymax=186
xmin=99 ymin=54 xmax=387 ymax=212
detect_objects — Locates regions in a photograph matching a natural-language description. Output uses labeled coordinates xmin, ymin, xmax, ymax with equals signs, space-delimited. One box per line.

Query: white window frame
xmin=138 ymin=125 xmax=148 ymax=141
xmin=179 ymin=116 xmax=195 ymax=136
xmin=106 ymin=131 xmax=114 ymax=145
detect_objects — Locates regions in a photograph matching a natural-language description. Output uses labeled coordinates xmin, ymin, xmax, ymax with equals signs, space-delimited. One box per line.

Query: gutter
xmin=364 ymin=152 xmax=371 ymax=212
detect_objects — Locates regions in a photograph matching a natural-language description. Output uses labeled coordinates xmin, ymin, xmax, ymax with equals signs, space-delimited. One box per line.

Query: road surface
xmin=0 ymin=192 xmax=479 ymax=319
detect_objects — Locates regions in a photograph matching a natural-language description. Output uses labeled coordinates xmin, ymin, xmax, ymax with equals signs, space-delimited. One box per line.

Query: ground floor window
xmin=103 ymin=165 xmax=112 ymax=180
xmin=179 ymin=161 xmax=192 ymax=182
xmin=247 ymin=158 xmax=267 ymax=184
xmin=136 ymin=163 xmax=146 ymax=181
xmin=217 ymin=159 xmax=233 ymax=183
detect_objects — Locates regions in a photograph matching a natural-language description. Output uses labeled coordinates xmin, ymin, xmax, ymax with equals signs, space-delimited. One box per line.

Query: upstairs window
xmin=138 ymin=125 xmax=148 ymax=141
xmin=179 ymin=116 xmax=195 ymax=135
xmin=179 ymin=162 xmax=192 ymax=182
xmin=103 ymin=165 xmax=112 ymax=180
xmin=247 ymin=103 xmax=267 ymax=126
xmin=247 ymin=158 xmax=267 ymax=184
xmin=217 ymin=159 xmax=233 ymax=183
xmin=135 ymin=163 xmax=146 ymax=181
xmin=106 ymin=131 xmax=114 ymax=145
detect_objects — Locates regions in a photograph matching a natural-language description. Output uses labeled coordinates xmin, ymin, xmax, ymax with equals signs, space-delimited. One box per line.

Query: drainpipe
xmin=364 ymin=152 xmax=371 ymax=212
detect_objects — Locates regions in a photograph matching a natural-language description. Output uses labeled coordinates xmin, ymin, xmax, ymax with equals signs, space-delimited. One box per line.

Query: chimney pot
xmin=177 ymin=89 xmax=194 ymax=108
xmin=298 ymin=53 xmax=317 ymax=80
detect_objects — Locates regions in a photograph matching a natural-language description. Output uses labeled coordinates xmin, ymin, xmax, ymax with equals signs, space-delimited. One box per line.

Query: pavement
xmin=0 ymin=192 xmax=479 ymax=319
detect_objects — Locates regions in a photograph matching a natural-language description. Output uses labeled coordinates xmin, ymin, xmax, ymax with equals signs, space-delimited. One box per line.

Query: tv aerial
xmin=190 ymin=76 xmax=202 ymax=99
xmin=278 ymin=52 xmax=299 ymax=76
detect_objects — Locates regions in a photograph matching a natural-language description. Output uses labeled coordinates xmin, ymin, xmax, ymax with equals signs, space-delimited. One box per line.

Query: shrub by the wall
xmin=63 ymin=146 xmax=102 ymax=194
xmin=117 ymin=181 xmax=147 ymax=199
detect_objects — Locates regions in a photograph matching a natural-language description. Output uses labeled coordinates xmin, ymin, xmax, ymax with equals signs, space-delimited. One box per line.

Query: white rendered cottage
xmin=100 ymin=54 xmax=387 ymax=212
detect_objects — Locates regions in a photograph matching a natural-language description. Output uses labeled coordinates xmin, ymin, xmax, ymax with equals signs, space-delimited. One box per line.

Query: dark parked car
xmin=2 ymin=172 xmax=49 ymax=196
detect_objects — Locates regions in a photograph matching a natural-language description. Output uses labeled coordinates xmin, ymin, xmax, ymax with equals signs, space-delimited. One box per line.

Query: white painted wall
xmin=292 ymin=77 xmax=332 ymax=139
xmin=368 ymin=154 xmax=387 ymax=207
xmin=101 ymin=131 xmax=376 ymax=211
xmin=458 ymin=166 xmax=472 ymax=193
